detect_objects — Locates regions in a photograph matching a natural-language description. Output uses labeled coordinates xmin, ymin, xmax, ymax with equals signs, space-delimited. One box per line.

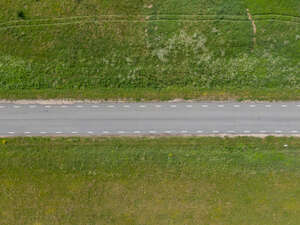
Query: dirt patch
xmin=247 ymin=9 xmax=257 ymax=49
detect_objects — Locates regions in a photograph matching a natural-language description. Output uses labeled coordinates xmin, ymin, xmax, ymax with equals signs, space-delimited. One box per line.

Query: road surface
xmin=1 ymin=102 xmax=300 ymax=136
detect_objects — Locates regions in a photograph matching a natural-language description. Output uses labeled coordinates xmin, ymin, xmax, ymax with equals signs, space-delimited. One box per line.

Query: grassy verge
xmin=0 ymin=0 xmax=299 ymax=101
xmin=2 ymin=88 xmax=300 ymax=101
xmin=1 ymin=137 xmax=300 ymax=224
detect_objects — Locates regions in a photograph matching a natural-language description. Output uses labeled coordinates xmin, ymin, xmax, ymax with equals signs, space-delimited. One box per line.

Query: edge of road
xmin=1 ymin=134 xmax=300 ymax=138
xmin=0 ymin=99 xmax=296 ymax=105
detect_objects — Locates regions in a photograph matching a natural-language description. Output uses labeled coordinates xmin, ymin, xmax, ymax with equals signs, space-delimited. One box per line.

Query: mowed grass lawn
xmin=1 ymin=137 xmax=300 ymax=224
xmin=0 ymin=0 xmax=299 ymax=100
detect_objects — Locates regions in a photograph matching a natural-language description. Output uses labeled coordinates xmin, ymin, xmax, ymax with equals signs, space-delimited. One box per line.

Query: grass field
xmin=0 ymin=0 xmax=299 ymax=100
xmin=1 ymin=137 xmax=300 ymax=224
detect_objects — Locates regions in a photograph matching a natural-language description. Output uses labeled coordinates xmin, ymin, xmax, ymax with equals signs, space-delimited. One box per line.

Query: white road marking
xmin=250 ymin=105 xmax=256 ymax=108
xmin=139 ymin=105 xmax=146 ymax=108
xmin=76 ymin=105 xmax=83 ymax=108
xmin=234 ymin=105 xmax=240 ymax=108
xmin=260 ymin=130 xmax=267 ymax=133
xmin=186 ymin=105 xmax=193 ymax=108
xmin=149 ymin=130 xmax=157 ymax=134
xmin=133 ymin=131 xmax=141 ymax=134
xmin=170 ymin=105 xmax=177 ymax=108
xmin=61 ymin=105 xmax=68 ymax=108
xmin=227 ymin=130 xmax=236 ymax=133
xmin=181 ymin=130 xmax=188 ymax=133
xmin=202 ymin=105 xmax=208 ymax=108
xmin=71 ymin=132 xmax=79 ymax=134
xmin=218 ymin=105 xmax=224 ymax=108
xmin=40 ymin=132 xmax=48 ymax=134
xmin=123 ymin=105 xmax=130 ymax=108
xmin=29 ymin=105 xmax=36 ymax=108
xmin=164 ymin=130 xmax=172 ymax=134
xmin=281 ymin=105 xmax=287 ymax=108
xmin=290 ymin=130 xmax=298 ymax=133
xmin=275 ymin=130 xmax=282 ymax=133
xmin=91 ymin=105 xmax=99 ymax=108
xmin=297 ymin=105 xmax=300 ymax=107
xmin=265 ymin=105 xmax=272 ymax=108
xmin=13 ymin=105 xmax=21 ymax=108
xmin=155 ymin=105 xmax=162 ymax=108
xmin=24 ymin=132 xmax=31 ymax=134
xmin=212 ymin=130 xmax=219 ymax=133
xmin=88 ymin=131 xmax=95 ymax=134
xmin=107 ymin=105 xmax=115 ymax=108
xmin=0 ymin=106 xmax=5 ymax=108
xmin=118 ymin=131 xmax=126 ymax=134
xmin=45 ymin=105 xmax=51 ymax=108
xmin=55 ymin=131 xmax=63 ymax=134
xmin=196 ymin=130 xmax=203 ymax=133
xmin=243 ymin=130 xmax=251 ymax=133
xmin=8 ymin=132 xmax=15 ymax=134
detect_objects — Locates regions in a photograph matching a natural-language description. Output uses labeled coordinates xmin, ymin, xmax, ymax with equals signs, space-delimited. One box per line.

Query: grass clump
xmin=17 ymin=10 xmax=25 ymax=19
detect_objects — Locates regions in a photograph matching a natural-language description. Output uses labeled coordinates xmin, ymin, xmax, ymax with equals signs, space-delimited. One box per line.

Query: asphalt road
xmin=1 ymin=102 xmax=300 ymax=136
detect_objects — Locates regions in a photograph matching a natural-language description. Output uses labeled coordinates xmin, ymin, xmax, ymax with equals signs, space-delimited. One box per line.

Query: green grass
xmin=0 ymin=0 xmax=299 ymax=100
xmin=4 ymin=87 xmax=300 ymax=101
xmin=1 ymin=137 xmax=300 ymax=224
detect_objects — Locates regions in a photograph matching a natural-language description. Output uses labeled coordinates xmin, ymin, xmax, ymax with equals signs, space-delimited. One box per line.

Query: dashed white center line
xmin=91 ymin=105 xmax=99 ymax=108
xmin=76 ymin=105 xmax=83 ymax=108
xmin=61 ymin=105 xmax=68 ymax=108
xmin=107 ymin=105 xmax=115 ymax=108
xmin=218 ymin=105 xmax=224 ymax=108
xmin=202 ymin=105 xmax=208 ymax=108
xmin=40 ymin=132 xmax=48 ymax=134
xmin=290 ymin=130 xmax=298 ymax=133
xmin=281 ymin=105 xmax=287 ymax=108
xmin=260 ymin=130 xmax=267 ymax=133
xmin=0 ymin=106 xmax=5 ymax=108
xmin=234 ymin=105 xmax=240 ymax=108
xmin=155 ymin=105 xmax=162 ymax=108
xmin=29 ymin=105 xmax=36 ymax=108
xmin=196 ymin=130 xmax=203 ymax=133
xmin=213 ymin=130 xmax=219 ymax=133
xmin=24 ymin=132 xmax=31 ymax=134
xmin=71 ymin=132 xmax=79 ymax=134
xmin=170 ymin=105 xmax=177 ymax=108
xmin=123 ymin=105 xmax=130 ymax=108
xmin=186 ymin=105 xmax=193 ymax=108
xmin=45 ymin=105 xmax=52 ymax=108
xmin=181 ymin=130 xmax=188 ymax=133
xmin=133 ymin=131 xmax=141 ymax=134
xmin=149 ymin=130 xmax=157 ymax=134
xmin=243 ymin=130 xmax=251 ymax=133
xmin=88 ymin=131 xmax=95 ymax=134
xmin=250 ymin=105 xmax=256 ymax=108
xmin=13 ymin=105 xmax=21 ymax=108
xmin=8 ymin=132 xmax=15 ymax=134
xmin=265 ymin=105 xmax=272 ymax=108
xmin=275 ymin=130 xmax=282 ymax=133
xmin=139 ymin=105 xmax=146 ymax=108
xmin=55 ymin=131 xmax=63 ymax=134
xmin=164 ymin=130 xmax=172 ymax=134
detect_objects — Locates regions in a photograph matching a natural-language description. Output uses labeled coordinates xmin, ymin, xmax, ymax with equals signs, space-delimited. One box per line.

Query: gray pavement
xmin=1 ymin=102 xmax=300 ymax=136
